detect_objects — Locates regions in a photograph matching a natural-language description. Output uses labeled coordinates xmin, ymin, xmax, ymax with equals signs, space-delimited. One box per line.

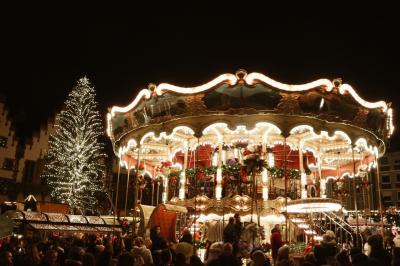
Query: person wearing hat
xmin=313 ymin=230 xmax=338 ymax=266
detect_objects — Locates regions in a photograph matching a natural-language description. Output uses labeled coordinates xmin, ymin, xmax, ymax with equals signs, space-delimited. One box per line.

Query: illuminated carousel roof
xmin=107 ymin=70 xmax=394 ymax=161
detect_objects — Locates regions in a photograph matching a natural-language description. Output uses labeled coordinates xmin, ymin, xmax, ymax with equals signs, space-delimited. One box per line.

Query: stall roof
xmin=67 ymin=215 xmax=88 ymax=224
xmin=2 ymin=211 xmax=123 ymax=233
xmin=0 ymin=215 xmax=15 ymax=239
xmin=86 ymin=216 xmax=105 ymax=225
xmin=46 ymin=213 xmax=69 ymax=223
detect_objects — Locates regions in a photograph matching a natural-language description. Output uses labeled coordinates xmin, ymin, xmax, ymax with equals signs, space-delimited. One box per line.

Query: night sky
xmin=2 ymin=2 xmax=400 ymax=149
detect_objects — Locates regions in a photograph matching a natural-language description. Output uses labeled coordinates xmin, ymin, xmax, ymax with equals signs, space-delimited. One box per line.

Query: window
xmin=2 ymin=158 xmax=14 ymax=170
xmin=395 ymin=160 xmax=400 ymax=164
xmin=382 ymin=175 xmax=391 ymax=183
xmin=395 ymin=164 xmax=400 ymax=170
xmin=397 ymin=174 xmax=400 ymax=183
xmin=383 ymin=196 xmax=392 ymax=201
xmin=23 ymin=160 xmax=36 ymax=183
xmin=0 ymin=136 xmax=7 ymax=148
xmin=380 ymin=157 xmax=389 ymax=165
xmin=380 ymin=166 xmax=391 ymax=171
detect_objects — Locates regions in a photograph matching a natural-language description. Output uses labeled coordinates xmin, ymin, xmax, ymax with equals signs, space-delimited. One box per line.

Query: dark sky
xmin=2 ymin=2 xmax=400 ymax=149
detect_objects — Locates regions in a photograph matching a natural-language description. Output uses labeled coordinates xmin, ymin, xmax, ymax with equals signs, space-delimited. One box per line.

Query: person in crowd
xmin=175 ymin=242 xmax=193 ymax=265
xmin=85 ymin=235 xmax=97 ymax=257
xmin=351 ymin=253 xmax=371 ymax=266
xmin=209 ymin=242 xmax=239 ymax=266
xmin=0 ymin=251 xmax=13 ymax=266
xmin=23 ymin=243 xmax=42 ymax=266
xmin=179 ymin=229 xmax=193 ymax=244
xmin=190 ymin=254 xmax=204 ymax=266
xmin=392 ymin=247 xmax=400 ymax=266
xmin=167 ymin=240 xmax=177 ymax=265
xmin=335 ymin=250 xmax=351 ymax=266
xmin=302 ymin=253 xmax=316 ymax=266
xmin=160 ymin=249 xmax=172 ymax=266
xmin=95 ymin=245 xmax=112 ymax=266
xmin=276 ymin=245 xmax=293 ymax=266
xmin=223 ymin=217 xmax=237 ymax=244
xmin=367 ymin=234 xmax=391 ymax=266
xmin=65 ymin=246 xmax=84 ymax=266
xmin=204 ymin=242 xmax=223 ymax=266
xmin=175 ymin=253 xmax=187 ymax=266
xmin=150 ymin=225 xmax=167 ymax=265
xmin=313 ymin=230 xmax=337 ymax=266
xmin=40 ymin=249 xmax=59 ymax=266
xmin=233 ymin=213 xmax=243 ymax=254
xmin=117 ymin=252 xmax=135 ymax=266
xmin=393 ymin=228 xmax=400 ymax=248
xmin=362 ymin=228 xmax=372 ymax=256
xmin=348 ymin=246 xmax=361 ymax=263
xmin=131 ymin=237 xmax=153 ymax=266
xmin=150 ymin=226 xmax=167 ymax=251
xmin=249 ymin=249 xmax=270 ymax=266
xmin=270 ymin=224 xmax=284 ymax=266
xmin=82 ymin=252 xmax=95 ymax=266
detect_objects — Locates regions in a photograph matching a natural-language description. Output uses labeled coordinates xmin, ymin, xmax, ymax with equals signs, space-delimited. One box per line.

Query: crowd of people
xmin=1 ymin=214 xmax=400 ymax=266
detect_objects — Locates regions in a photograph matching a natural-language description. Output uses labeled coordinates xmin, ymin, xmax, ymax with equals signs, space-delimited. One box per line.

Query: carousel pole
xmin=156 ymin=180 xmax=160 ymax=206
xmin=132 ymin=146 xmax=141 ymax=237
xmin=113 ymin=160 xmax=121 ymax=234
xmin=367 ymin=172 xmax=372 ymax=211
xmin=318 ymin=150 xmax=326 ymax=198
xmin=375 ymin=152 xmax=385 ymax=236
xmin=299 ymin=142 xmax=307 ymax=199
xmin=261 ymin=136 xmax=269 ymax=202
xmin=215 ymin=140 xmax=223 ymax=200
xmin=284 ymin=137 xmax=288 ymax=242
xmin=179 ymin=141 xmax=189 ymax=200
xmin=124 ymin=163 xmax=131 ymax=218
xmin=351 ymin=145 xmax=360 ymax=247
xmin=162 ymin=142 xmax=171 ymax=203
xmin=151 ymin=167 xmax=155 ymax=206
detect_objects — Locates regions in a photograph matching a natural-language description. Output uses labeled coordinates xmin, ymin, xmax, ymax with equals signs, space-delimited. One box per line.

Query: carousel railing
xmin=319 ymin=211 xmax=361 ymax=248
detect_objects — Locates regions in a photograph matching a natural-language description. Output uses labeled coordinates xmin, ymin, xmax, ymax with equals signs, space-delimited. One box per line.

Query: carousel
xmin=107 ymin=69 xmax=394 ymax=251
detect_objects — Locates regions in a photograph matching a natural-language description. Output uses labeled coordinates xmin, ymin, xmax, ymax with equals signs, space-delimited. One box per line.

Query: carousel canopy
xmin=107 ymin=70 xmax=393 ymax=170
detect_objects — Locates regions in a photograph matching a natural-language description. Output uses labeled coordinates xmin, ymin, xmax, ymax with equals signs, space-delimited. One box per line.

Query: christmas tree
xmin=42 ymin=77 xmax=106 ymax=214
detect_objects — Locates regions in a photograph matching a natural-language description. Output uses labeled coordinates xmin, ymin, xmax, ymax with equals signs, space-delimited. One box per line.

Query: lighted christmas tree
xmin=42 ymin=77 xmax=106 ymax=214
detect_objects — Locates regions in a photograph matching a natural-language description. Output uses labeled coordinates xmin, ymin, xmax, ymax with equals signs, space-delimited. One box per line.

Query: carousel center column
xmin=261 ymin=135 xmax=269 ymax=201
xmin=215 ymin=139 xmax=223 ymax=200
xmin=318 ymin=149 xmax=327 ymax=198
xmin=179 ymin=140 xmax=189 ymax=200
xmin=299 ymin=141 xmax=307 ymax=199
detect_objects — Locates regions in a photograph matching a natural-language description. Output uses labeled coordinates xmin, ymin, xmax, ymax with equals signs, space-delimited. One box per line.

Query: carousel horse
xmin=238 ymin=222 xmax=265 ymax=257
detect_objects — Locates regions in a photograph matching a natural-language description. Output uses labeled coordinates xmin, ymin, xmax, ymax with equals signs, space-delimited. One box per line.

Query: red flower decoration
xmin=170 ymin=176 xmax=177 ymax=185
xmin=196 ymin=172 xmax=205 ymax=180
xmin=241 ymin=170 xmax=249 ymax=182
xmin=161 ymin=161 xmax=172 ymax=168
xmin=243 ymin=150 xmax=252 ymax=156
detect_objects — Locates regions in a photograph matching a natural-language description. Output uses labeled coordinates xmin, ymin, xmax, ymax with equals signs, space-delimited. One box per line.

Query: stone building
xmin=0 ymin=98 xmax=19 ymax=202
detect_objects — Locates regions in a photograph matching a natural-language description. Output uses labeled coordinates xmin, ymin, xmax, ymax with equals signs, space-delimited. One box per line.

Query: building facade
xmin=379 ymin=151 xmax=400 ymax=208
xmin=0 ymin=99 xmax=19 ymax=202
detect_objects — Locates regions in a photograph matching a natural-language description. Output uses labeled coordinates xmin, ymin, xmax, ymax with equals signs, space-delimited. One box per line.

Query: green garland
xmin=267 ymin=166 xmax=301 ymax=180
xmin=166 ymin=165 xmax=301 ymax=183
